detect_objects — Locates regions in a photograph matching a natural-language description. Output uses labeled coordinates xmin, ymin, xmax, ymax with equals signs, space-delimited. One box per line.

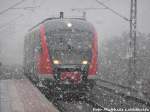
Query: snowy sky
xmin=0 ymin=0 xmax=150 ymax=65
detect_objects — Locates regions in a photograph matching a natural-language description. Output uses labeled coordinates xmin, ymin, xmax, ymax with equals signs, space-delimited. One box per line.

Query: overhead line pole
xmin=128 ymin=0 xmax=137 ymax=85
xmin=95 ymin=0 xmax=137 ymax=86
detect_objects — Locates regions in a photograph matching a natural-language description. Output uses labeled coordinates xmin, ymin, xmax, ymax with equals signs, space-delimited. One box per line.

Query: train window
xmin=46 ymin=29 xmax=93 ymax=64
xmin=34 ymin=30 xmax=42 ymax=53
xmin=47 ymin=30 xmax=93 ymax=51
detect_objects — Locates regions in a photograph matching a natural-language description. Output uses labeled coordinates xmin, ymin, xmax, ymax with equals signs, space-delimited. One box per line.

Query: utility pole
xmin=128 ymin=0 xmax=137 ymax=86
xmin=95 ymin=0 xmax=138 ymax=86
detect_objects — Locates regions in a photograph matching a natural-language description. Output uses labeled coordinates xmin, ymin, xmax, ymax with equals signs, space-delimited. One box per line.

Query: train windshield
xmin=47 ymin=29 xmax=93 ymax=65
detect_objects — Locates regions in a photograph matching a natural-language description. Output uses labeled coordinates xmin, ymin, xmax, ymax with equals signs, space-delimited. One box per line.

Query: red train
xmin=23 ymin=12 xmax=98 ymax=95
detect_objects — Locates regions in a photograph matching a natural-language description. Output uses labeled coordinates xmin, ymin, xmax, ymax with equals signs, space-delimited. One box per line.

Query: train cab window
xmin=46 ymin=29 xmax=93 ymax=65
xmin=47 ymin=30 xmax=92 ymax=50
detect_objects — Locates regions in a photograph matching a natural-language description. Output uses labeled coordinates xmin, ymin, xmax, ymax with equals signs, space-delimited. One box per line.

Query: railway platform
xmin=0 ymin=79 xmax=58 ymax=112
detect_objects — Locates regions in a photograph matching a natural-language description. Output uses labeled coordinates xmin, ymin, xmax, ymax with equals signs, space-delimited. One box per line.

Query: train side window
xmin=34 ymin=30 xmax=42 ymax=53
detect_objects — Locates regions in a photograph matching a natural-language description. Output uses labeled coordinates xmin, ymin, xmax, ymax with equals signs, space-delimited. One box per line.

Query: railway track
xmin=95 ymin=79 xmax=150 ymax=108
xmin=38 ymin=80 xmax=150 ymax=112
xmin=37 ymin=87 xmax=67 ymax=112
xmin=38 ymin=85 xmax=111 ymax=112
xmin=96 ymin=78 xmax=144 ymax=95
xmin=24 ymin=76 xmax=150 ymax=111
xmin=52 ymin=100 xmax=67 ymax=112
xmin=2 ymin=66 xmax=149 ymax=111
xmin=34 ymin=76 xmax=150 ymax=111
xmin=51 ymin=96 xmax=111 ymax=112
xmin=79 ymin=97 xmax=111 ymax=112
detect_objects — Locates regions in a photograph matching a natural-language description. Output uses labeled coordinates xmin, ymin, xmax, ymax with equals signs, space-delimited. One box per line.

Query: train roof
xmin=29 ymin=17 xmax=87 ymax=32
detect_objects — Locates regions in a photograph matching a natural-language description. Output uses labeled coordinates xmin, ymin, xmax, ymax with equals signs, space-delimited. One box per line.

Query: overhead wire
xmin=0 ymin=0 xmax=41 ymax=31
xmin=72 ymin=7 xmax=107 ymax=11
xmin=0 ymin=0 xmax=26 ymax=15
xmin=10 ymin=6 xmax=40 ymax=10
xmin=95 ymin=0 xmax=130 ymax=21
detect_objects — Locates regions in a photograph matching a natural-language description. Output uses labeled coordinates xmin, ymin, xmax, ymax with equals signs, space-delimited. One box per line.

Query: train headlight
xmin=82 ymin=60 xmax=88 ymax=65
xmin=53 ymin=60 xmax=60 ymax=64
xmin=67 ymin=22 xmax=72 ymax=27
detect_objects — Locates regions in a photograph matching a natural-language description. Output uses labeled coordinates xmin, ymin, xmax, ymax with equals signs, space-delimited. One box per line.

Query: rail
xmin=95 ymin=83 xmax=150 ymax=108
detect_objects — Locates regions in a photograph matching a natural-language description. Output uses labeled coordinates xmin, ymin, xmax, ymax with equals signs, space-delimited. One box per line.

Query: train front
xmin=45 ymin=19 xmax=98 ymax=94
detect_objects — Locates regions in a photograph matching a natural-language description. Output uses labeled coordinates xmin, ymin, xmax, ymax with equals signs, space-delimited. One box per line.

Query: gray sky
xmin=0 ymin=0 xmax=150 ymax=65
